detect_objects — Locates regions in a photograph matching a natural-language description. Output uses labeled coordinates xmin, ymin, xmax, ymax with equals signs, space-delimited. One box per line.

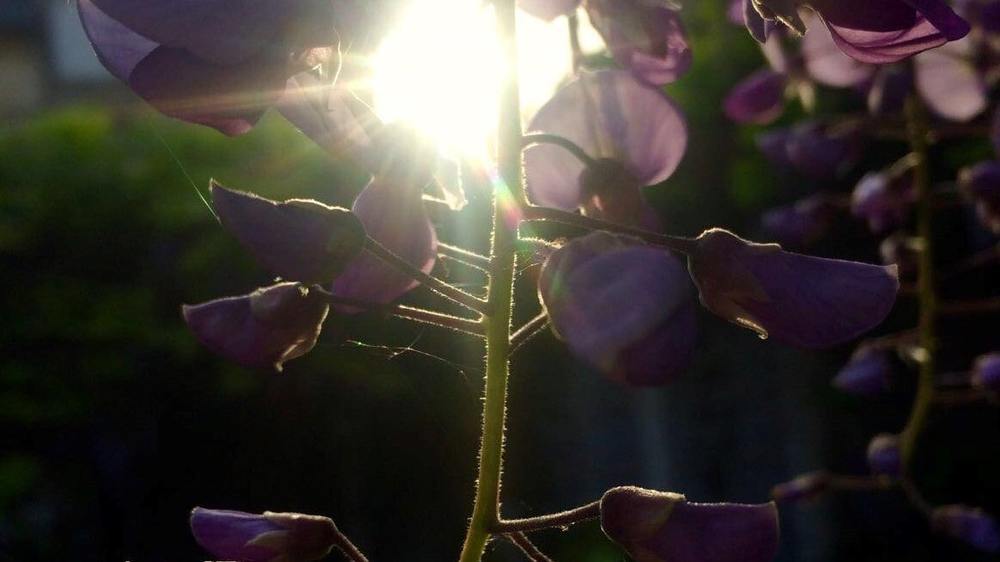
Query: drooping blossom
xmin=524 ymin=70 xmax=687 ymax=230
xmin=959 ymin=161 xmax=1000 ymax=233
xmin=755 ymin=122 xmax=864 ymax=179
xmin=518 ymin=0 xmax=692 ymax=85
xmin=832 ymin=345 xmax=893 ymax=396
xmin=600 ymin=486 xmax=780 ymax=562
xmin=771 ymin=471 xmax=832 ymax=503
xmin=866 ymin=433 xmax=902 ymax=476
xmin=851 ymin=168 xmax=916 ymax=233
xmin=538 ymin=232 xmax=696 ymax=385
xmin=971 ymin=352 xmax=1000 ymax=393
xmin=78 ymin=0 xmax=355 ymax=135
xmin=687 ymin=228 xmax=899 ymax=349
xmin=182 ymin=283 xmax=330 ymax=371
xmin=210 ymin=183 xmax=367 ymax=285
xmin=761 ymin=193 xmax=840 ymax=248
xmin=743 ymin=0 xmax=970 ymax=64
xmin=190 ymin=507 xmax=341 ymax=562
xmin=932 ymin=505 xmax=1000 ymax=553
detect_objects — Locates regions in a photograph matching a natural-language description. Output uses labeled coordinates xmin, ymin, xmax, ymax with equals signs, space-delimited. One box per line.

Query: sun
xmin=370 ymin=0 xmax=601 ymax=158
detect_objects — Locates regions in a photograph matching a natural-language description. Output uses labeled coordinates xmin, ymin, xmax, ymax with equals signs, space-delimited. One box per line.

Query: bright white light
xmin=371 ymin=1 xmax=604 ymax=157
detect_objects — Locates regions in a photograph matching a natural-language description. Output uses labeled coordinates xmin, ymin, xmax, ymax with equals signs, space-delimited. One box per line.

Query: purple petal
xmin=771 ymin=471 xmax=832 ymax=503
xmin=755 ymin=128 xmax=795 ymax=168
xmin=331 ymin=180 xmax=437 ymax=308
xmin=723 ymin=69 xmax=787 ymax=124
xmin=932 ymin=506 xmax=1000 ymax=553
xmin=190 ymin=508 xmax=283 ymax=562
xmin=128 ymin=46 xmax=288 ymax=136
xmin=586 ymin=2 xmax=692 ymax=85
xmin=972 ymin=352 xmax=1000 ymax=392
xmin=182 ymin=283 xmax=330 ymax=371
xmin=688 ymin=229 xmax=900 ymax=349
xmin=761 ymin=194 xmax=839 ymax=248
xmin=851 ymin=169 xmax=916 ymax=233
xmin=578 ymin=159 xmax=662 ymax=229
xmin=538 ymin=232 xmax=696 ymax=385
xmin=525 ymin=70 xmax=687 ymax=210
xmin=210 ymin=182 xmax=366 ymax=284
xmin=866 ymin=433 xmax=902 ymax=476
xmin=744 ymin=0 xmax=778 ymax=42
xmin=914 ymin=39 xmax=987 ymax=122
xmin=801 ymin=14 xmax=876 ymax=87
xmin=600 ymin=486 xmax=780 ymax=562
xmin=728 ymin=0 xmax=746 ymax=26
xmin=78 ymin=0 xmax=157 ymax=81
xmin=785 ymin=122 xmax=863 ymax=179
xmin=833 ymin=345 xmax=893 ymax=396
xmin=518 ymin=0 xmax=582 ymax=20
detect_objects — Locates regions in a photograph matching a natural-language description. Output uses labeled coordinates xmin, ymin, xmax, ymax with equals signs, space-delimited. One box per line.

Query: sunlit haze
xmin=371 ymin=0 xmax=601 ymax=157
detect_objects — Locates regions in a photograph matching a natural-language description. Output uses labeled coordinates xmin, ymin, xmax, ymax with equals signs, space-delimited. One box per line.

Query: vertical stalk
xmin=458 ymin=0 xmax=522 ymax=560
xmin=900 ymin=96 xmax=937 ymax=469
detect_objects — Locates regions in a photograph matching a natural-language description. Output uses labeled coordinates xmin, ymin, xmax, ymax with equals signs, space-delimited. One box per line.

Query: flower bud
xmin=771 ymin=471 xmax=831 ymax=503
xmin=723 ymin=69 xmax=788 ymax=124
xmin=931 ymin=505 xmax=1000 ymax=553
xmin=190 ymin=507 xmax=340 ymax=562
xmin=971 ymin=352 xmax=1000 ymax=393
xmin=539 ymin=232 xmax=696 ymax=385
xmin=761 ymin=194 xmax=838 ymax=248
xmin=785 ymin=122 xmax=862 ymax=180
xmin=211 ymin=182 xmax=367 ymax=284
xmin=688 ymin=228 xmax=899 ymax=349
xmin=866 ymin=433 xmax=901 ymax=477
xmin=832 ymin=345 xmax=893 ymax=397
xmin=182 ymin=283 xmax=330 ymax=371
xmin=579 ymin=158 xmax=661 ymax=231
xmin=958 ymin=161 xmax=1000 ymax=234
xmin=851 ymin=170 xmax=916 ymax=233
xmin=600 ymin=486 xmax=780 ymax=562
xmin=878 ymin=233 xmax=921 ymax=277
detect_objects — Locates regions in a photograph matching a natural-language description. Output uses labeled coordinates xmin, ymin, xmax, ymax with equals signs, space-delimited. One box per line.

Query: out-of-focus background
xmin=2 ymin=1 xmax=999 ymax=561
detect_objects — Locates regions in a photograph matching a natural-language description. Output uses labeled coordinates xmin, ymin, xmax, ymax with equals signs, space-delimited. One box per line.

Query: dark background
xmin=2 ymin=1 xmax=999 ymax=561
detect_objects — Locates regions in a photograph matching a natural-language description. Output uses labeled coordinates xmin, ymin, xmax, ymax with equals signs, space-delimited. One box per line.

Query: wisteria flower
xmin=538 ymin=232 xmax=696 ymax=385
xmin=866 ymin=433 xmax=902 ymax=476
xmin=190 ymin=507 xmax=340 ymax=562
xmin=518 ymin=0 xmax=692 ymax=85
xmin=744 ymin=0 xmax=970 ymax=64
xmin=971 ymin=352 xmax=1000 ymax=393
xmin=851 ymin=168 xmax=916 ymax=233
xmin=756 ymin=122 xmax=864 ymax=179
xmin=524 ymin=70 xmax=687 ymax=230
xmin=959 ymin=161 xmax=1000 ymax=233
xmin=687 ymin=229 xmax=899 ymax=349
xmin=832 ymin=345 xmax=893 ymax=396
xmin=600 ymin=486 xmax=780 ymax=562
xmin=182 ymin=283 xmax=330 ymax=371
xmin=761 ymin=193 xmax=840 ymax=248
xmin=78 ymin=0 xmax=354 ymax=135
xmin=932 ymin=505 xmax=1000 ymax=553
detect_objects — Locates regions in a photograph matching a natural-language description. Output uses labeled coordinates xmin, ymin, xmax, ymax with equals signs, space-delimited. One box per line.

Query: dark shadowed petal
xmin=586 ymin=2 xmax=692 ymax=85
xmin=90 ymin=0 xmax=334 ymax=65
xmin=723 ymin=69 xmax=787 ymax=124
xmin=851 ymin=169 xmax=916 ymax=233
xmin=78 ymin=0 xmax=157 ymax=81
xmin=577 ymin=158 xmax=663 ymax=230
xmin=771 ymin=471 xmax=832 ymax=503
xmin=128 ymin=46 xmax=288 ymax=136
xmin=524 ymin=70 xmax=687 ymax=210
xmin=755 ymin=128 xmax=795 ymax=168
xmin=600 ymin=486 xmax=780 ymax=562
xmin=728 ymin=0 xmax=745 ymax=25
xmin=801 ymin=14 xmax=876 ymax=87
xmin=191 ymin=507 xmax=339 ymax=562
xmin=210 ymin=182 xmax=366 ymax=284
xmin=518 ymin=0 xmax=582 ymax=20
xmin=959 ymin=161 xmax=1000 ymax=233
xmin=866 ymin=433 xmax=902 ymax=476
xmin=182 ymin=283 xmax=330 ymax=371
xmin=744 ymin=0 xmax=778 ymax=42
xmin=932 ymin=505 xmax=1000 ymax=553
xmin=971 ymin=352 xmax=1000 ymax=392
xmin=785 ymin=122 xmax=863 ymax=179
xmin=833 ymin=345 xmax=893 ymax=396
xmin=867 ymin=65 xmax=913 ymax=115
xmin=914 ymin=39 xmax=987 ymax=122
xmin=688 ymin=229 xmax=899 ymax=349
xmin=761 ymin=194 xmax=839 ymax=248
xmin=331 ymin=180 xmax=437 ymax=308
xmin=538 ymin=232 xmax=696 ymax=385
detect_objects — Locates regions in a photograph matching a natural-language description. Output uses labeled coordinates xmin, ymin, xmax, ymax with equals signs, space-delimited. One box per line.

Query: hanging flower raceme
xmin=182 ymin=283 xmax=330 ymax=371
xmin=76 ymin=0 xmax=366 ymax=135
xmin=932 ymin=505 xmax=1000 ymax=553
xmin=538 ymin=232 xmax=697 ymax=385
xmin=832 ymin=345 xmax=894 ymax=396
xmin=190 ymin=508 xmax=342 ymax=562
xmin=687 ymin=229 xmax=899 ymax=349
xmin=741 ymin=0 xmax=970 ymax=64
xmin=600 ymin=486 xmax=780 ymax=562
xmin=524 ymin=69 xmax=687 ymax=231
xmin=518 ymin=0 xmax=692 ymax=85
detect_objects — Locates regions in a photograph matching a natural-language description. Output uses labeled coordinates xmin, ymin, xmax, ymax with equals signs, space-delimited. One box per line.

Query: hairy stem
xmin=439 ymin=243 xmax=493 ymax=271
xmin=310 ymin=287 xmax=485 ymax=337
xmin=899 ymin=97 xmax=937 ymax=470
xmin=506 ymin=532 xmax=556 ymax=562
xmin=521 ymin=206 xmax=697 ymax=254
xmin=521 ymin=133 xmax=597 ymax=168
xmin=510 ymin=312 xmax=550 ymax=352
xmin=458 ymin=1 xmax=522 ymax=560
xmin=493 ymin=501 xmax=601 ymax=533
xmin=332 ymin=527 xmax=370 ymax=562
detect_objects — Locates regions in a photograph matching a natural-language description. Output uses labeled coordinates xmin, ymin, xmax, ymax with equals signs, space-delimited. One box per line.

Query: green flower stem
xmin=493 ymin=500 xmax=602 ymax=533
xmin=506 ymin=532 xmax=556 ymax=562
xmin=900 ymin=96 xmax=937 ymax=470
xmin=520 ymin=206 xmax=698 ymax=255
xmin=458 ymin=1 xmax=523 ymax=560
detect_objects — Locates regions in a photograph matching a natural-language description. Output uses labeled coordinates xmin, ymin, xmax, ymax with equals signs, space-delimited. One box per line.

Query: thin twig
xmin=900 ymin=478 xmax=935 ymax=519
xmin=520 ymin=133 xmax=597 ymax=168
xmin=363 ymin=237 xmax=491 ymax=315
xmin=520 ymin=206 xmax=697 ymax=255
xmin=493 ymin=501 xmax=601 ymax=534
xmin=506 ymin=532 xmax=556 ymax=562
xmin=310 ymin=286 xmax=485 ymax=337
xmin=510 ymin=312 xmax=550 ymax=352
xmin=332 ymin=527 xmax=370 ymax=562
xmin=439 ymin=243 xmax=493 ymax=271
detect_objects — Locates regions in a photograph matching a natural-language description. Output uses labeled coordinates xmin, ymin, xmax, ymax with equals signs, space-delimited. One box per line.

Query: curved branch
xmin=492 ymin=501 xmax=601 ymax=534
